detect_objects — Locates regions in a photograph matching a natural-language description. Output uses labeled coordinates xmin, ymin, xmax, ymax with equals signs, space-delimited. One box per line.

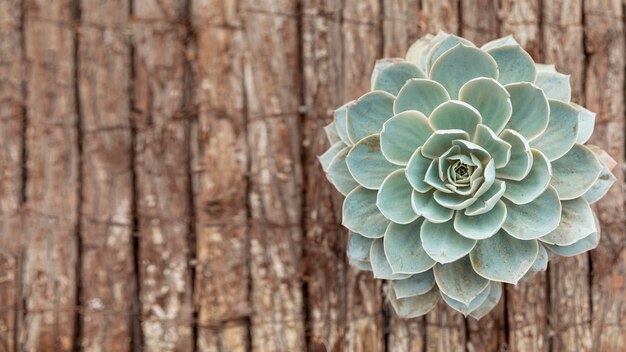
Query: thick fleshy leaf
xmin=389 ymin=285 xmax=440 ymax=318
xmin=474 ymin=159 xmax=496 ymax=199
xmin=324 ymin=121 xmax=341 ymax=144
xmin=454 ymin=200 xmax=507 ymax=240
xmin=470 ymin=230 xmax=538 ymax=284
xmin=421 ymin=130 xmax=470 ymax=159
xmin=392 ymin=271 xmax=436 ymax=298
xmin=530 ymin=100 xmax=579 ymax=161
xmin=535 ymin=63 xmax=556 ymax=73
xmin=412 ymin=190 xmax=455 ymax=223
xmin=429 ymin=100 xmax=482 ymax=136
xmin=377 ymin=170 xmax=419 ymax=224
xmin=384 ymin=219 xmax=436 ymax=274
xmin=535 ymin=71 xmax=571 ymax=102
xmin=464 ymin=180 xmax=506 ymax=216
xmin=406 ymin=148 xmax=433 ymax=192
xmin=424 ymin=158 xmax=453 ymax=193
xmin=334 ymin=102 xmax=353 ymax=145
xmin=469 ymin=281 xmax=503 ymax=320
xmin=433 ymin=191 xmax=477 ymax=210
xmin=371 ymin=238 xmax=411 ymax=280
xmin=381 ymin=111 xmax=433 ymax=165
xmin=521 ymin=244 xmax=549 ymax=281
xmin=421 ymin=220 xmax=476 ymax=263
xmin=459 ymin=78 xmax=512 ymax=135
xmin=427 ymin=34 xmax=475 ymax=70
xmin=472 ymin=124 xmax=511 ymax=168
xmin=544 ymin=231 xmax=600 ymax=257
xmin=394 ymin=79 xmax=450 ymax=116
xmin=502 ymin=186 xmax=561 ymax=240
xmin=481 ymin=35 xmax=518 ymax=51
xmin=346 ymin=134 xmax=400 ymax=189
xmin=584 ymin=165 xmax=616 ymax=204
xmin=406 ymin=33 xmax=438 ymax=71
xmin=350 ymin=258 xmax=372 ymax=271
xmin=487 ymin=44 xmax=536 ymax=84
xmin=434 ymin=256 xmax=489 ymax=305
xmin=430 ymin=45 xmax=498 ymax=99
xmin=504 ymin=82 xmax=550 ymax=140
xmin=372 ymin=60 xmax=426 ymax=95
xmin=496 ymin=129 xmax=532 ymax=181
xmin=326 ymin=147 xmax=359 ymax=195
xmin=503 ymin=149 xmax=551 ymax=204
xmin=550 ymin=144 xmax=602 ymax=200
xmin=572 ymin=103 xmax=595 ymax=144
xmin=346 ymin=91 xmax=395 ymax=142
xmin=343 ymin=186 xmax=390 ymax=238
xmin=540 ymin=197 xmax=597 ymax=246
xmin=441 ymin=283 xmax=491 ymax=316
xmin=452 ymin=140 xmax=490 ymax=164
xmin=319 ymin=141 xmax=345 ymax=171
xmin=347 ymin=231 xmax=374 ymax=262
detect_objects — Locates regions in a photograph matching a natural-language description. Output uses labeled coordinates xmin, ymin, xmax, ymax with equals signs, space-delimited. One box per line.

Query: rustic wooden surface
xmin=0 ymin=0 xmax=624 ymax=351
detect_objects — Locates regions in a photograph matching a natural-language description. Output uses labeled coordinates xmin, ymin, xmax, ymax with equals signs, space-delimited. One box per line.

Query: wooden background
xmin=0 ymin=0 xmax=624 ymax=351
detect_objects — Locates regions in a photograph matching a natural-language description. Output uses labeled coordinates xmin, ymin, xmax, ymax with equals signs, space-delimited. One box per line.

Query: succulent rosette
xmin=319 ymin=32 xmax=617 ymax=319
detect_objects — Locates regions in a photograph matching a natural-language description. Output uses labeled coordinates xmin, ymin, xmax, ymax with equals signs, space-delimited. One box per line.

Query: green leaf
xmin=464 ymin=179 xmax=506 ymax=216
xmin=535 ymin=71 xmax=571 ymax=102
xmin=334 ymin=102 xmax=353 ymax=145
xmin=371 ymin=60 xmax=426 ymax=95
xmin=543 ymin=231 xmax=600 ymax=257
xmin=384 ymin=219 xmax=436 ymax=274
xmin=472 ymin=124 xmax=511 ymax=168
xmin=454 ymin=200 xmax=506 ymax=240
xmin=394 ymin=79 xmax=450 ymax=116
xmin=346 ymin=91 xmax=395 ymax=142
xmin=412 ymin=189 xmax=455 ymax=223
xmin=540 ymin=197 xmax=597 ymax=246
xmin=504 ymin=82 xmax=550 ymax=140
xmin=433 ymin=191 xmax=477 ymax=210
xmin=406 ymin=148 xmax=434 ymax=192
xmin=502 ymin=186 xmax=561 ymax=240
xmin=406 ymin=33 xmax=439 ymax=72
xmin=441 ymin=283 xmax=491 ymax=317
xmin=496 ymin=129 xmax=533 ymax=181
xmin=389 ymin=285 xmax=440 ymax=318
xmin=326 ymin=146 xmax=359 ymax=195
xmin=481 ymin=35 xmax=518 ymax=51
xmin=421 ymin=130 xmax=470 ymax=159
xmin=429 ymin=100 xmax=482 ymax=137
xmin=521 ymin=244 xmax=548 ymax=281
xmin=347 ymin=231 xmax=374 ymax=262
xmin=343 ymin=186 xmax=390 ymax=238
xmin=421 ymin=220 xmax=477 ymax=263
xmin=377 ymin=170 xmax=418 ymax=224
xmin=370 ymin=238 xmax=411 ymax=280
xmin=572 ymin=103 xmax=595 ymax=144
xmin=427 ymin=34 xmax=476 ymax=70
xmin=434 ymin=256 xmax=489 ymax=305
xmin=530 ymin=100 xmax=579 ymax=161
xmin=550 ymin=144 xmax=602 ymax=200
xmin=324 ymin=121 xmax=342 ymax=144
xmin=381 ymin=111 xmax=433 ymax=165
xmin=503 ymin=149 xmax=552 ymax=204
xmin=459 ymin=78 xmax=512 ymax=135
xmin=469 ymin=281 xmax=503 ymax=320
xmin=346 ymin=134 xmax=400 ymax=189
xmin=487 ymin=44 xmax=537 ymax=85
xmin=392 ymin=271 xmax=436 ymax=298
xmin=319 ymin=141 xmax=346 ymax=171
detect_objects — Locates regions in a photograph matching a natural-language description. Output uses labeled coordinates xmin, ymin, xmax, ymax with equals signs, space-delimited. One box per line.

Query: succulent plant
xmin=320 ymin=32 xmax=617 ymax=319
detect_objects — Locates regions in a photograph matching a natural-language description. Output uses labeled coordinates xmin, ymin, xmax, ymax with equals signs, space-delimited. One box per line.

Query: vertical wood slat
xmin=418 ymin=2 xmax=465 ymax=351
xmin=0 ymin=0 xmax=24 ymax=350
xmin=132 ymin=0 xmax=194 ymax=350
xmin=584 ymin=0 xmax=626 ymax=350
xmin=241 ymin=0 xmax=306 ymax=350
xmin=22 ymin=0 xmax=78 ymax=350
xmin=498 ymin=2 xmax=548 ymax=351
xmin=543 ymin=2 xmax=593 ymax=351
xmin=190 ymin=0 xmax=249 ymax=351
xmin=301 ymin=0 xmax=347 ymax=350
xmin=460 ymin=2 xmax=507 ymax=351
xmin=341 ymin=1 xmax=385 ymax=351
xmin=380 ymin=2 xmax=424 ymax=351
xmin=77 ymin=1 xmax=134 ymax=350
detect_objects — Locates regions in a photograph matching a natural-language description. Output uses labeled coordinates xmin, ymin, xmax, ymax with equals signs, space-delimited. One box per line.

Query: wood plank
xmin=341 ymin=1 xmax=385 ymax=350
xmin=22 ymin=0 xmax=78 ymax=350
xmin=240 ymin=0 xmax=306 ymax=350
xmin=543 ymin=2 xmax=592 ymax=351
xmin=301 ymin=0 xmax=347 ymax=350
xmin=460 ymin=0 xmax=498 ymax=45
xmin=132 ymin=0 xmax=194 ymax=350
xmin=0 ymin=0 xmax=24 ymax=350
xmin=418 ymin=3 xmax=465 ymax=351
xmin=190 ymin=1 xmax=249 ymax=351
xmin=77 ymin=1 xmax=134 ymax=350
xmin=499 ymin=2 xmax=549 ymax=351
xmin=583 ymin=0 xmax=626 ymax=350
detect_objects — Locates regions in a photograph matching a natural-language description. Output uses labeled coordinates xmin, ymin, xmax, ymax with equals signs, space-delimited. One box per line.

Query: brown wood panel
xmin=301 ymin=0 xmax=347 ymax=350
xmin=132 ymin=0 xmax=194 ymax=350
xmin=22 ymin=0 xmax=79 ymax=350
xmin=543 ymin=2 xmax=593 ymax=351
xmin=498 ymin=2 xmax=548 ymax=351
xmin=77 ymin=1 xmax=135 ymax=350
xmin=460 ymin=0 xmax=498 ymax=45
xmin=190 ymin=0 xmax=249 ymax=351
xmin=0 ymin=0 xmax=24 ymax=350
xmin=241 ymin=0 xmax=306 ymax=350
xmin=584 ymin=0 xmax=626 ymax=351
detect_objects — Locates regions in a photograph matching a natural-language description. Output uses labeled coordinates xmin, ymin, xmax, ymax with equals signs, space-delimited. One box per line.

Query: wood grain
xmin=190 ymin=0 xmax=249 ymax=351
xmin=22 ymin=0 xmax=78 ymax=350
xmin=584 ymin=0 xmax=626 ymax=350
xmin=132 ymin=0 xmax=194 ymax=350
xmin=0 ymin=0 xmax=24 ymax=350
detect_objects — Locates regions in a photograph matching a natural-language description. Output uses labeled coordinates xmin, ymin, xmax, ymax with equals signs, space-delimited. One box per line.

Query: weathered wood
xmin=241 ymin=0 xmax=306 ymax=350
xmin=0 ymin=0 xmax=24 ymax=350
xmin=419 ymin=0 xmax=459 ymax=35
xmin=77 ymin=1 xmax=134 ymax=350
xmin=584 ymin=0 xmax=626 ymax=350
xmin=500 ymin=0 xmax=542 ymax=58
xmin=382 ymin=0 xmax=419 ymax=57
xmin=460 ymin=0 xmax=498 ymax=45
xmin=301 ymin=0 xmax=348 ymax=350
xmin=22 ymin=0 xmax=78 ymax=350
xmin=388 ymin=316 xmax=425 ymax=352
xmin=341 ymin=1 xmax=386 ymax=351
xmin=190 ymin=1 xmax=249 ymax=351
xmin=132 ymin=0 xmax=194 ymax=350
xmin=543 ymin=2 xmax=593 ymax=351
